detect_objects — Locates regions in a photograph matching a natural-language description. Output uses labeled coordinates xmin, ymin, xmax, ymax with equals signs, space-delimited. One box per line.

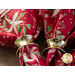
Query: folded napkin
xmin=0 ymin=9 xmax=45 ymax=66
xmin=41 ymin=9 xmax=75 ymax=66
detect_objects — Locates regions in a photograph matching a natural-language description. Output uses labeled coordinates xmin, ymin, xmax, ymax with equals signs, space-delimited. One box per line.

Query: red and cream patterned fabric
xmin=41 ymin=9 xmax=75 ymax=66
xmin=0 ymin=9 xmax=45 ymax=66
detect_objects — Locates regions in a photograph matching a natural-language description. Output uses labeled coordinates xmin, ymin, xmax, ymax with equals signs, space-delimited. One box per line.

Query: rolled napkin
xmin=41 ymin=9 xmax=75 ymax=66
xmin=0 ymin=9 xmax=45 ymax=66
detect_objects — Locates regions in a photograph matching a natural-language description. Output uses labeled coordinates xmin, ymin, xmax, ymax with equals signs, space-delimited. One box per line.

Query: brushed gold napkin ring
xmin=43 ymin=38 xmax=66 ymax=53
xmin=14 ymin=35 xmax=39 ymax=55
xmin=44 ymin=38 xmax=73 ymax=64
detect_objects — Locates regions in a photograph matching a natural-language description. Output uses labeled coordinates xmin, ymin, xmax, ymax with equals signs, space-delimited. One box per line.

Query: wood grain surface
xmin=0 ymin=47 xmax=19 ymax=66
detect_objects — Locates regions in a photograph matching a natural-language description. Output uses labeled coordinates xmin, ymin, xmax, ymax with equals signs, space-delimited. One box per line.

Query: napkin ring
xmin=43 ymin=38 xmax=73 ymax=64
xmin=14 ymin=35 xmax=39 ymax=55
xmin=43 ymin=38 xmax=66 ymax=53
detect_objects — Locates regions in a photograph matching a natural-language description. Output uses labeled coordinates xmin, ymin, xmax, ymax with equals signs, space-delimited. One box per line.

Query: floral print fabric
xmin=41 ymin=9 xmax=75 ymax=66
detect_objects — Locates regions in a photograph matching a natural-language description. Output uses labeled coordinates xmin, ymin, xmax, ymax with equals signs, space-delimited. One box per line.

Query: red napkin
xmin=0 ymin=9 xmax=45 ymax=66
xmin=41 ymin=9 xmax=75 ymax=66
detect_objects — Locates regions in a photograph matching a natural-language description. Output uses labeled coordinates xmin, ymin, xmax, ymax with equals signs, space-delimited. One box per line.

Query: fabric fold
xmin=0 ymin=9 xmax=45 ymax=66
xmin=41 ymin=9 xmax=75 ymax=66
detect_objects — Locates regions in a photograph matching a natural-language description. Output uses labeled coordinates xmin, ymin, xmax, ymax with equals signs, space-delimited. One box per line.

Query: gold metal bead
xmin=14 ymin=35 xmax=34 ymax=48
xmin=47 ymin=38 xmax=66 ymax=48
xmin=62 ymin=53 xmax=73 ymax=64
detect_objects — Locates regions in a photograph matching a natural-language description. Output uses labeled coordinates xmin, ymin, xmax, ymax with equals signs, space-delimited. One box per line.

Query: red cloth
xmin=41 ymin=9 xmax=75 ymax=66
xmin=0 ymin=9 xmax=45 ymax=66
